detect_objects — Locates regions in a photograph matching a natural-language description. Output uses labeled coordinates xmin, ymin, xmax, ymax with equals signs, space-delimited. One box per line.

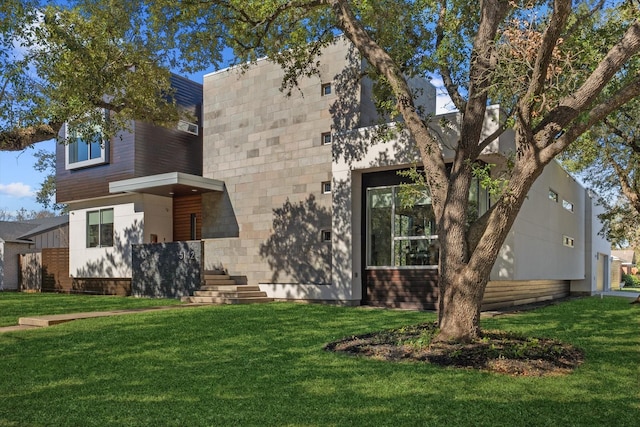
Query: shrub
xmin=621 ymin=273 xmax=640 ymax=288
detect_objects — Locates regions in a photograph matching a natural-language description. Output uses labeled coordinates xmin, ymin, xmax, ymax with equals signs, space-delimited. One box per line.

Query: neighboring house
xmin=0 ymin=216 xmax=69 ymax=291
xmin=611 ymin=249 xmax=636 ymax=289
xmin=611 ymin=249 xmax=636 ymax=275
xmin=56 ymin=39 xmax=611 ymax=308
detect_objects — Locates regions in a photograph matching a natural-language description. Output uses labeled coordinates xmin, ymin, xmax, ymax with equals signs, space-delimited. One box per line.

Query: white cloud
xmin=0 ymin=182 xmax=34 ymax=198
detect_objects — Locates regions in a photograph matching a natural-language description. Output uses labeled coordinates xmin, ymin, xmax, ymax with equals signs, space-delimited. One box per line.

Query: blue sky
xmin=0 ymin=75 xmax=452 ymax=215
xmin=0 ymin=139 xmax=57 ymax=214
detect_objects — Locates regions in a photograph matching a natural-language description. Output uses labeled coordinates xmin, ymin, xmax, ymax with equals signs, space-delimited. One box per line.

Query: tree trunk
xmin=437 ymin=265 xmax=488 ymax=342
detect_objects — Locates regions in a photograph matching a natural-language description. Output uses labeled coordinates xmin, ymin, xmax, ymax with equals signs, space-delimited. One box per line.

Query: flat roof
xmin=109 ymin=172 xmax=224 ymax=197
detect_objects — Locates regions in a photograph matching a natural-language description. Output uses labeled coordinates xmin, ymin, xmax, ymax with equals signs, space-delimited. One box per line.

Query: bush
xmin=621 ymin=273 xmax=640 ymax=288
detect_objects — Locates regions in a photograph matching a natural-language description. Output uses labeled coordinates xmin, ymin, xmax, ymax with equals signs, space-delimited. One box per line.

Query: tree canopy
xmin=0 ymin=0 xmax=178 ymax=151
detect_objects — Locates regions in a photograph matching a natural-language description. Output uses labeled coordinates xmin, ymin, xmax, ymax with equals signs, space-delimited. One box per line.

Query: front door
xmin=173 ymin=194 xmax=202 ymax=241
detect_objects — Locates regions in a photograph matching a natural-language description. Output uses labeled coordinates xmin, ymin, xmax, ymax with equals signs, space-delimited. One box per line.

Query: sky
xmin=0 ymin=75 xmax=454 ymax=216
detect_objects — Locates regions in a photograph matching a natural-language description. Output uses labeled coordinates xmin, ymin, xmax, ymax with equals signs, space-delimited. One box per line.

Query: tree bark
xmin=0 ymin=122 xmax=62 ymax=151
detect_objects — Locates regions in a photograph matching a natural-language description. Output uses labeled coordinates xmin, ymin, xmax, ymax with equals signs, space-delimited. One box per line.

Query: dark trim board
xmin=365 ymin=268 xmax=439 ymax=310
xmin=364 ymin=269 xmax=570 ymax=311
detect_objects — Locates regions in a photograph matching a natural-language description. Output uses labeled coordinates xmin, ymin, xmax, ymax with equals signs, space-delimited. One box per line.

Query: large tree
xmin=140 ymin=0 xmax=639 ymax=341
xmin=0 ymin=0 xmax=179 ymax=151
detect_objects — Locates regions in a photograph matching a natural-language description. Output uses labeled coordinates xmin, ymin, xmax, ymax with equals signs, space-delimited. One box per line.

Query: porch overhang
xmin=109 ymin=172 xmax=224 ymax=197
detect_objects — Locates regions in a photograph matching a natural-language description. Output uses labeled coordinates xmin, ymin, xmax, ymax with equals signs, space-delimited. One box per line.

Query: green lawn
xmin=0 ymin=296 xmax=638 ymax=426
xmin=0 ymin=293 xmax=182 ymax=327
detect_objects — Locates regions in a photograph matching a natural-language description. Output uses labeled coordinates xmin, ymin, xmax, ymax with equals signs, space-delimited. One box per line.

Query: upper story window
xmin=65 ymin=111 xmax=109 ymax=170
xmin=87 ymin=208 xmax=114 ymax=248
xmin=321 ymin=83 xmax=332 ymax=96
xmin=549 ymin=189 xmax=558 ymax=202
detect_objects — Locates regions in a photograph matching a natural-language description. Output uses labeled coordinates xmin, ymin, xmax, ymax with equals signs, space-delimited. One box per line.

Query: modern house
xmin=56 ymin=39 xmax=611 ymax=309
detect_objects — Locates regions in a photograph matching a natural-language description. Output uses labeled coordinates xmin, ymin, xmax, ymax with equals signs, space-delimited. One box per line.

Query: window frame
xmin=321 ymin=230 xmax=332 ymax=243
xmin=321 ymin=181 xmax=332 ymax=194
xmin=321 ymin=83 xmax=332 ymax=96
xmin=321 ymin=132 xmax=332 ymax=145
xmin=549 ymin=189 xmax=559 ymax=202
xmin=64 ymin=113 xmax=110 ymax=170
xmin=366 ymin=185 xmax=439 ymax=268
xmin=563 ymin=235 xmax=575 ymax=248
xmin=86 ymin=208 xmax=114 ymax=248
xmin=562 ymin=199 xmax=574 ymax=212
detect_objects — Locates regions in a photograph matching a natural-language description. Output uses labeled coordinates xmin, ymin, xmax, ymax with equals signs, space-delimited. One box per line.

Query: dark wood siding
xmin=173 ymin=194 xmax=202 ymax=241
xmin=365 ymin=268 xmax=439 ymax=310
xmin=41 ymin=248 xmax=73 ymax=292
xmin=365 ymin=269 xmax=569 ymax=311
xmin=134 ymin=121 xmax=202 ymax=177
xmin=56 ymin=75 xmax=203 ymax=203
xmin=56 ymin=128 xmax=136 ymax=202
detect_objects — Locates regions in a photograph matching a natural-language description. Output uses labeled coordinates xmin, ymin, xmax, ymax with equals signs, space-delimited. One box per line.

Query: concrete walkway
xmin=0 ymin=304 xmax=202 ymax=334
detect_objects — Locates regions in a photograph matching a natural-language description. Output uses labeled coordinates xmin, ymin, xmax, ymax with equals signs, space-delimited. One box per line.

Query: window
xmin=321 ymin=132 xmax=332 ymax=145
xmin=322 ymin=181 xmax=331 ymax=194
xmin=87 ymin=208 xmax=114 ymax=248
xmin=321 ymin=230 xmax=332 ymax=242
xmin=321 ymin=83 xmax=332 ymax=96
xmin=549 ymin=189 xmax=558 ymax=202
xmin=562 ymin=199 xmax=574 ymax=212
xmin=367 ymin=185 xmax=438 ymax=267
xmin=65 ymin=111 xmax=109 ymax=170
xmin=563 ymin=235 xmax=575 ymax=248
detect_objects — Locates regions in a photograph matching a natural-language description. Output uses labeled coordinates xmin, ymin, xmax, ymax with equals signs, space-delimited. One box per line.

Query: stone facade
xmin=202 ymin=40 xmax=359 ymax=299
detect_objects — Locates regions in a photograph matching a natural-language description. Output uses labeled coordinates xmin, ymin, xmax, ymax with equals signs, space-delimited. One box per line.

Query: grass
xmin=0 ymin=295 xmax=638 ymax=426
xmin=0 ymin=292 xmax=182 ymax=327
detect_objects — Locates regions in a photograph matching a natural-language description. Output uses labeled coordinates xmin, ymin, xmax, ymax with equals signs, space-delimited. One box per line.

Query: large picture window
xmin=65 ymin=112 xmax=109 ymax=170
xmin=87 ymin=208 xmax=114 ymax=248
xmin=367 ymin=186 xmax=438 ymax=267
xmin=366 ymin=178 xmax=489 ymax=268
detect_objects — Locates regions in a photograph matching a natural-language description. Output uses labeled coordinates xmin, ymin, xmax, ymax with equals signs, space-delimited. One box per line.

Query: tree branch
xmin=328 ymin=0 xmax=449 ymax=218
xmin=519 ymin=0 xmax=572 ymax=122
xmin=0 ymin=122 xmax=62 ymax=151
xmin=435 ymin=0 xmax=466 ymax=111
xmin=534 ymin=20 xmax=640 ymax=154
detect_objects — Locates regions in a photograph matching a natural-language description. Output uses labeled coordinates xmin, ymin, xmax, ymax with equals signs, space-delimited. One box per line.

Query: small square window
xmin=322 ymin=181 xmax=331 ymax=194
xmin=563 ymin=235 xmax=575 ymax=248
xmin=322 ymin=132 xmax=332 ymax=145
xmin=321 ymin=83 xmax=332 ymax=96
xmin=321 ymin=230 xmax=332 ymax=242
xmin=549 ymin=189 xmax=558 ymax=202
xmin=562 ymin=199 xmax=574 ymax=212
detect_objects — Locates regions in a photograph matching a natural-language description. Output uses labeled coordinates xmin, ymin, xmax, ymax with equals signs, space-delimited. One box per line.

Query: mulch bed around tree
xmin=324 ymin=322 xmax=584 ymax=377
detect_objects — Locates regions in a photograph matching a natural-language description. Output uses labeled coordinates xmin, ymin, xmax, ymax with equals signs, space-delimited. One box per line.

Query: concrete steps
xmin=181 ymin=271 xmax=273 ymax=305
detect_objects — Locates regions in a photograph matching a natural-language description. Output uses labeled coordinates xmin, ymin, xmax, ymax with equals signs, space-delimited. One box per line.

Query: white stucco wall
xmin=68 ymin=194 xmax=172 ymax=278
xmin=572 ymin=191 xmax=611 ymax=294
xmin=491 ymin=160 xmax=587 ymax=281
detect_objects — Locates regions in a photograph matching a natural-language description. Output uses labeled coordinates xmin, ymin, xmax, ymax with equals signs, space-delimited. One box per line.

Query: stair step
xmin=204 ymin=278 xmax=237 ymax=285
xmin=204 ymin=274 xmax=232 ymax=281
xmin=194 ymin=290 xmax=267 ymax=298
xmin=182 ymin=296 xmax=274 ymax=304
xmin=200 ymin=285 xmax=261 ymax=292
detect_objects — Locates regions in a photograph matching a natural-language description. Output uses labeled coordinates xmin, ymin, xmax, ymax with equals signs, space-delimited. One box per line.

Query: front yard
xmin=0 ymin=295 xmax=638 ymax=426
